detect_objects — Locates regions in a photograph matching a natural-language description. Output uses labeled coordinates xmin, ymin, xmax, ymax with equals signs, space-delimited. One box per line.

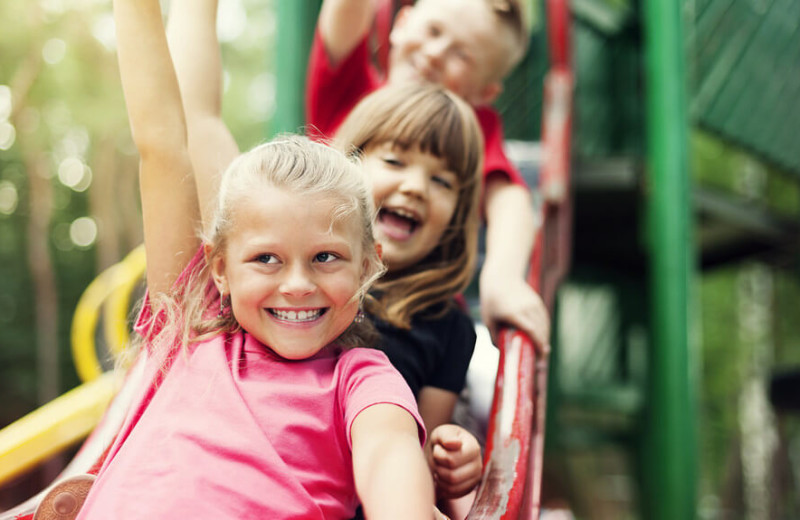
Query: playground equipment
xmin=12 ymin=0 xmax=797 ymax=516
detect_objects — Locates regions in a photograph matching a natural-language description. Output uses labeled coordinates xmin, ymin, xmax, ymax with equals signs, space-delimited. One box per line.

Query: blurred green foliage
xmin=0 ymin=0 xmax=275 ymax=427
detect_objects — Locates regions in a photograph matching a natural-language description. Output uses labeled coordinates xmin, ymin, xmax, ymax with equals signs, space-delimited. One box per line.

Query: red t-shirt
xmin=305 ymin=29 xmax=527 ymax=188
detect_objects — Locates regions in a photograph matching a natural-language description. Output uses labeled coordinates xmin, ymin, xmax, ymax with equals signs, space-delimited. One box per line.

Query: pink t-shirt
xmin=305 ymin=28 xmax=527 ymax=188
xmin=77 ymin=250 xmax=423 ymax=520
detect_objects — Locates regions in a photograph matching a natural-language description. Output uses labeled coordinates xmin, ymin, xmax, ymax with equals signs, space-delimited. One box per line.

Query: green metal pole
xmin=642 ymin=0 xmax=697 ymax=518
xmin=273 ymin=0 xmax=322 ymax=135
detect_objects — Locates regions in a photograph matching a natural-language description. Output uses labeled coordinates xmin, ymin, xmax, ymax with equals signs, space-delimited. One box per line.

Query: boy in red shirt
xmin=307 ymin=0 xmax=550 ymax=352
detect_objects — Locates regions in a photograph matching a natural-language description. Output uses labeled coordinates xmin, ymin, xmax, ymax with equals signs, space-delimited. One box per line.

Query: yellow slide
xmin=0 ymin=245 xmax=145 ymax=487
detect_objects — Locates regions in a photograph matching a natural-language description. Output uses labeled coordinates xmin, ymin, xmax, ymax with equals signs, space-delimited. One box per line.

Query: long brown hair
xmin=335 ymin=83 xmax=483 ymax=328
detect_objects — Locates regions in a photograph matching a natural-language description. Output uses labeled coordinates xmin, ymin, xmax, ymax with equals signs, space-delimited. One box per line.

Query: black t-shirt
xmin=370 ymin=302 xmax=477 ymax=398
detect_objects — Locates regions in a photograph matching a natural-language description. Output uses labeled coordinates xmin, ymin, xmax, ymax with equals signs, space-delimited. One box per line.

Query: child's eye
xmin=453 ymin=48 xmax=471 ymax=62
xmin=382 ymin=156 xmax=404 ymax=167
xmin=314 ymin=252 xmax=339 ymax=263
xmin=432 ymin=175 xmax=455 ymax=190
xmin=427 ymin=24 xmax=442 ymax=38
xmin=255 ymin=254 xmax=278 ymax=264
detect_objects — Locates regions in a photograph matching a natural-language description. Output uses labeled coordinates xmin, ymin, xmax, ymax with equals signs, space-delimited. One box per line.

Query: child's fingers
xmin=432 ymin=443 xmax=460 ymax=469
xmin=432 ymin=441 xmax=481 ymax=468
xmin=430 ymin=424 xmax=465 ymax=451
xmin=433 ymin=461 xmax=482 ymax=499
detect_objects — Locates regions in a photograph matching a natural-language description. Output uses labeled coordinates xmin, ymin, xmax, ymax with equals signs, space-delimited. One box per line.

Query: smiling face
xmin=365 ymin=143 xmax=460 ymax=272
xmin=210 ymin=185 xmax=365 ymax=360
xmin=388 ymin=0 xmax=516 ymax=106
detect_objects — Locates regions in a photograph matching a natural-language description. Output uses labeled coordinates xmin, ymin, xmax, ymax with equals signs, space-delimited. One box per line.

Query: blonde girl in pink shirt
xmin=32 ymin=0 xmax=443 ymax=518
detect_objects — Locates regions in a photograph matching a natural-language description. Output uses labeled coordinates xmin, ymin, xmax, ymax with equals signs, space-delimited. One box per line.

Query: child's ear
xmin=361 ymin=243 xmax=383 ymax=281
xmin=477 ymin=81 xmax=503 ymax=107
xmin=205 ymin=243 xmax=228 ymax=295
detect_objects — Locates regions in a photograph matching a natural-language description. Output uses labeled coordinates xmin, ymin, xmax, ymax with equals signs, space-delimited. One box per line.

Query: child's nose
xmin=279 ymin=264 xmax=316 ymax=296
xmin=399 ymin=169 xmax=429 ymax=199
xmin=423 ymin=38 xmax=448 ymax=64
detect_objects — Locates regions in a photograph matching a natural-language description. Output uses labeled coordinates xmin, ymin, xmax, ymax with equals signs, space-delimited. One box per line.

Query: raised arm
xmin=318 ymin=0 xmax=379 ymax=65
xmin=166 ymin=0 xmax=239 ymax=231
xmin=351 ymin=404 xmax=435 ymax=520
xmin=113 ymin=0 xmax=200 ymax=295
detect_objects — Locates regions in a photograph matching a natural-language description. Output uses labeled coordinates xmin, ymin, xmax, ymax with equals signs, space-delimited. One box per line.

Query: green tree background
xmin=0 ymin=0 xmax=275 ymax=430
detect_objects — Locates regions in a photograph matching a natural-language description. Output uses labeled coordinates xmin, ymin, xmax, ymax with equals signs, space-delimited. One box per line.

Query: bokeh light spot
xmin=58 ymin=157 xmax=92 ymax=192
xmin=0 ymin=181 xmax=18 ymax=215
xmin=43 ymin=39 xmax=67 ymax=65
xmin=0 ymin=122 xmax=16 ymax=151
xmin=69 ymin=217 xmax=97 ymax=248
xmin=0 ymin=85 xmax=11 ymax=121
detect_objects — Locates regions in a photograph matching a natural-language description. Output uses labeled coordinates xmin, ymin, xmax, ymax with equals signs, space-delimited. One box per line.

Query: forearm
xmin=352 ymin=405 xmax=434 ymax=520
xmin=358 ymin=437 xmax=433 ymax=519
xmin=166 ymin=0 xmax=238 ymax=230
xmin=166 ymin=0 xmax=222 ymax=121
xmin=482 ymin=179 xmax=536 ymax=279
xmin=113 ymin=0 xmax=200 ymax=295
xmin=480 ymin=178 xmax=550 ymax=349
xmin=114 ymin=0 xmax=187 ymax=159
xmin=319 ymin=0 xmax=378 ymax=65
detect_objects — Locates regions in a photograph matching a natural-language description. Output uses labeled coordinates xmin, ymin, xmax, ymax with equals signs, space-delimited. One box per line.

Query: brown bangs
xmin=336 ymin=84 xmax=483 ymax=186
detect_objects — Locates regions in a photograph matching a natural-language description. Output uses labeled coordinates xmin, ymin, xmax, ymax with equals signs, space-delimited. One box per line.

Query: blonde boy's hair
xmin=335 ymin=83 xmax=483 ymax=329
xmin=144 ymin=136 xmax=385 ymax=361
xmin=485 ymin=0 xmax=530 ymax=78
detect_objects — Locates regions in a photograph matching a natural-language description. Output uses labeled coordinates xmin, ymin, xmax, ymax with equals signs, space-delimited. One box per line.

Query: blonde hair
xmin=335 ymin=83 xmax=483 ymax=328
xmin=484 ymin=0 xmax=530 ymax=78
xmin=145 ymin=135 xmax=385 ymax=361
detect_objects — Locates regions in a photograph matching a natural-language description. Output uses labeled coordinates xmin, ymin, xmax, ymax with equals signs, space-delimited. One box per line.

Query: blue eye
xmin=255 ymin=254 xmax=277 ymax=264
xmin=315 ymin=252 xmax=339 ymax=263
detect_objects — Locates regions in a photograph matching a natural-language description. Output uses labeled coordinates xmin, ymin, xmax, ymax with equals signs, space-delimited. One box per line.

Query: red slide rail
xmin=466 ymin=0 xmax=573 ymax=518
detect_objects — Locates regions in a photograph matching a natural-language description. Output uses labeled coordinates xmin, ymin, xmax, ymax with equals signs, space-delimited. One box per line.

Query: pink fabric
xmin=305 ymin=28 xmax=528 ymax=188
xmin=77 ymin=249 xmax=423 ymax=520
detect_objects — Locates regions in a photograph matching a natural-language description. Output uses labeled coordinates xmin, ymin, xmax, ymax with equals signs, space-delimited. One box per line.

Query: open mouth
xmin=269 ymin=308 xmax=326 ymax=323
xmin=378 ymin=208 xmax=421 ymax=239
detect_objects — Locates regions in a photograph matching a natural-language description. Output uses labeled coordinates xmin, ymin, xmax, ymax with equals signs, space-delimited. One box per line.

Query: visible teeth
xmin=272 ymin=309 xmax=322 ymax=322
xmin=390 ymin=208 xmax=418 ymax=221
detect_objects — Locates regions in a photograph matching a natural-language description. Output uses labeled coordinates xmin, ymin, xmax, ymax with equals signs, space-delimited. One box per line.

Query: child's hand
xmin=479 ymin=268 xmax=551 ymax=355
xmin=429 ymin=425 xmax=482 ymax=499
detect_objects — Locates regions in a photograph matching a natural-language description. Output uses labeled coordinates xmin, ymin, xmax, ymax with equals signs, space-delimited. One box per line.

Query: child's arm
xmin=113 ymin=0 xmax=201 ymax=295
xmin=480 ymin=178 xmax=551 ymax=353
xmin=352 ymin=403 xmax=435 ymax=519
xmin=166 ymin=0 xmax=239 ymax=231
xmin=318 ymin=0 xmax=379 ymax=65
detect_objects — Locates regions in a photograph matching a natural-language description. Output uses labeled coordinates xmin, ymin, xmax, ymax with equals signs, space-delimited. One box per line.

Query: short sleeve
xmin=476 ymin=107 xmax=528 ymax=188
xmin=306 ymin=28 xmax=382 ymax=140
xmin=337 ymin=349 xmax=426 ymax=449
